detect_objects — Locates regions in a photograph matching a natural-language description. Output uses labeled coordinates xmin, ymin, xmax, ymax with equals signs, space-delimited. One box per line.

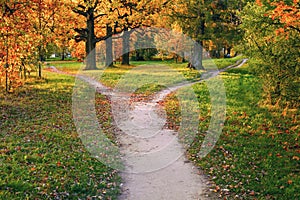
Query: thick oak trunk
xmin=85 ymin=8 xmax=97 ymax=70
xmin=122 ymin=28 xmax=130 ymax=65
xmin=105 ymin=25 xmax=113 ymax=67
xmin=188 ymin=19 xmax=205 ymax=70
xmin=105 ymin=25 xmax=114 ymax=67
xmin=189 ymin=40 xmax=204 ymax=70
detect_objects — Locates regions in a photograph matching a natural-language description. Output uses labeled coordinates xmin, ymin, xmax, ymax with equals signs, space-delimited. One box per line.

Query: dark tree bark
xmin=61 ymin=48 xmax=65 ymax=60
xmin=73 ymin=4 xmax=105 ymax=70
xmin=37 ymin=45 xmax=45 ymax=78
xmin=85 ymin=7 xmax=97 ymax=70
xmin=227 ymin=47 xmax=232 ymax=57
xmin=189 ymin=19 xmax=205 ymax=70
xmin=105 ymin=25 xmax=113 ymax=67
xmin=121 ymin=27 xmax=130 ymax=65
xmin=189 ymin=40 xmax=203 ymax=70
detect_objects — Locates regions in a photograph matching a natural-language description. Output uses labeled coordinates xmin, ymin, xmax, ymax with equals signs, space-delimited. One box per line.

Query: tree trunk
xmin=61 ymin=48 xmax=65 ymax=61
xmin=122 ymin=28 xmax=130 ymax=65
xmin=227 ymin=47 xmax=231 ymax=56
xmin=37 ymin=46 xmax=43 ymax=78
xmin=182 ymin=51 xmax=186 ymax=62
xmin=5 ymin=68 xmax=8 ymax=92
xmin=105 ymin=25 xmax=113 ymax=67
xmin=190 ymin=40 xmax=204 ymax=70
xmin=85 ymin=8 xmax=97 ymax=70
xmin=188 ymin=19 xmax=205 ymax=70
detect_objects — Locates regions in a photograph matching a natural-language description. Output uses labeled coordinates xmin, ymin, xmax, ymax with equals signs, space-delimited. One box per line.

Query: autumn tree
xmin=0 ymin=0 xmax=77 ymax=92
xmin=171 ymin=0 xmax=251 ymax=66
xmin=52 ymin=1 xmax=78 ymax=61
xmin=73 ymin=0 xmax=114 ymax=69
xmin=171 ymin=0 xmax=217 ymax=69
xmin=208 ymin=0 xmax=246 ymax=57
xmin=27 ymin=0 xmax=66 ymax=77
xmin=0 ymin=1 xmax=33 ymax=91
xmin=240 ymin=0 xmax=300 ymax=107
xmin=112 ymin=0 xmax=170 ymax=65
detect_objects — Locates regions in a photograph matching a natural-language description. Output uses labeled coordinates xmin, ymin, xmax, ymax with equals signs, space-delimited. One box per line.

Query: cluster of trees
xmin=0 ymin=0 xmax=78 ymax=91
xmin=72 ymin=0 xmax=169 ymax=69
xmin=1 ymin=0 xmax=298 ymax=107
xmin=241 ymin=0 xmax=299 ymax=107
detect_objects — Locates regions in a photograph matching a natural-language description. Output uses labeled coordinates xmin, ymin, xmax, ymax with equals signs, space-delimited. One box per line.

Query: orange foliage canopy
xmin=271 ymin=0 xmax=300 ymax=35
xmin=0 ymin=0 xmax=77 ymax=91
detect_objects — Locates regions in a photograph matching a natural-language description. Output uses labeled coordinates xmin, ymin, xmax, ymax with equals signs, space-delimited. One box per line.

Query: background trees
xmin=0 ymin=1 xmax=33 ymax=91
xmin=0 ymin=0 xmax=299 ymax=108
xmin=30 ymin=0 xmax=72 ymax=77
xmin=0 ymin=0 xmax=76 ymax=91
xmin=171 ymin=0 xmax=211 ymax=69
xmin=170 ymin=0 xmax=246 ymax=69
xmin=73 ymin=0 xmax=170 ymax=68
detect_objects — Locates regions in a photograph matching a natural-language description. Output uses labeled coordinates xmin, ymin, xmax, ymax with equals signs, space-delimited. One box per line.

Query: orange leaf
xmin=292 ymin=156 xmax=300 ymax=161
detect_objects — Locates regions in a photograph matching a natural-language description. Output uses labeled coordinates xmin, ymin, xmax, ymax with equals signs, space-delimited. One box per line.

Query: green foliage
xmin=240 ymin=2 xmax=300 ymax=108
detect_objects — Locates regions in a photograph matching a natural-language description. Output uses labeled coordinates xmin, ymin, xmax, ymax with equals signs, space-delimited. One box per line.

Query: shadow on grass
xmin=0 ymin=72 xmax=121 ymax=199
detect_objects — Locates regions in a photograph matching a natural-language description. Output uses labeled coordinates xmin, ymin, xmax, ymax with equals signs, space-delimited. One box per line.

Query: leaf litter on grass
xmin=163 ymin=66 xmax=300 ymax=199
xmin=0 ymin=72 xmax=121 ymax=199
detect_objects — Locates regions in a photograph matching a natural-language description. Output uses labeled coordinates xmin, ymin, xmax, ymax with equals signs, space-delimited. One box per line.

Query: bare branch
xmin=74 ymin=35 xmax=87 ymax=42
xmin=73 ymin=7 xmax=87 ymax=17
xmin=78 ymin=4 xmax=86 ymax=10
xmin=93 ymin=0 xmax=99 ymax=9
xmin=94 ymin=13 xmax=106 ymax=19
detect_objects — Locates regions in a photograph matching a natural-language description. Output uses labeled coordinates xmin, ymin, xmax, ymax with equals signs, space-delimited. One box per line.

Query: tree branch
xmin=94 ymin=13 xmax=107 ymax=19
xmin=74 ymin=28 xmax=88 ymax=41
xmin=74 ymin=35 xmax=87 ymax=42
xmin=73 ymin=7 xmax=87 ymax=17
xmin=93 ymin=0 xmax=98 ymax=9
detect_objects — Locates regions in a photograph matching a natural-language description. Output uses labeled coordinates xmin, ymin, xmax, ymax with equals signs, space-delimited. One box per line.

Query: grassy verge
xmin=213 ymin=55 xmax=245 ymax=69
xmin=46 ymin=56 xmax=245 ymax=86
xmin=0 ymin=72 xmax=120 ymax=199
xmin=164 ymin=65 xmax=300 ymax=199
xmin=45 ymin=61 xmax=84 ymax=74
xmin=44 ymin=57 xmax=243 ymax=101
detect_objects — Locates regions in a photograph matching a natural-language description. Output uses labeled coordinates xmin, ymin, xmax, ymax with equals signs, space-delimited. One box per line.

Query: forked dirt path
xmin=47 ymin=59 xmax=247 ymax=200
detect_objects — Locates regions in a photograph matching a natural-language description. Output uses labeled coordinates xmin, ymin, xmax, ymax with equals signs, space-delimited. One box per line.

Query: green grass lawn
xmin=3 ymin=57 xmax=296 ymax=199
xmin=46 ymin=61 xmax=85 ymax=74
xmin=0 ymin=72 xmax=120 ymax=199
xmin=47 ymin=56 xmax=244 ymax=86
xmin=164 ymin=64 xmax=300 ymax=199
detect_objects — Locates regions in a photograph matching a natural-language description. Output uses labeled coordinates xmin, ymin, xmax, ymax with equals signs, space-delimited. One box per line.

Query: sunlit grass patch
xmin=48 ymin=57 xmax=245 ymax=89
xmin=163 ymin=65 xmax=300 ymax=199
xmin=45 ymin=61 xmax=84 ymax=74
xmin=212 ymin=55 xmax=245 ymax=69
xmin=0 ymin=72 xmax=120 ymax=199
